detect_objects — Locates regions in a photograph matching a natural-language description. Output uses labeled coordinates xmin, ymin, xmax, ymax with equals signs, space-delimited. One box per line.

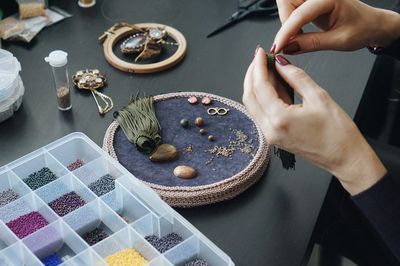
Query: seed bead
xmin=105 ymin=248 xmax=148 ymax=266
xmin=195 ymin=117 xmax=204 ymax=127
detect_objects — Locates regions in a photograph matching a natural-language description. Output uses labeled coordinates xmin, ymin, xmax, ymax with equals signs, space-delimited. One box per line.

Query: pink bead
xmin=201 ymin=97 xmax=211 ymax=105
xmin=188 ymin=96 xmax=198 ymax=104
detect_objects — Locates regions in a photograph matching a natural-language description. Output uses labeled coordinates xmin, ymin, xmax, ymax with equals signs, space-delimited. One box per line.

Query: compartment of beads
xmin=92 ymin=227 xmax=159 ymax=265
xmin=0 ymin=170 xmax=31 ymax=208
xmin=164 ymin=236 xmax=232 ymax=266
xmin=35 ymin=174 xmax=95 ymax=217
xmin=64 ymin=199 xmax=126 ymax=246
xmin=73 ymin=157 xmax=123 ymax=197
xmin=132 ymin=213 xmax=193 ymax=254
xmin=48 ymin=137 xmax=102 ymax=171
xmin=10 ymin=152 xmax=67 ymax=191
xmin=0 ymin=193 xmax=58 ymax=239
xmin=22 ymin=220 xmax=88 ymax=264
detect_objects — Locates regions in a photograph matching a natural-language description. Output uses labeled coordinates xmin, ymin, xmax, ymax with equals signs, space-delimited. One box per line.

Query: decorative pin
xmin=120 ymin=27 xmax=178 ymax=62
xmin=72 ymin=69 xmax=113 ymax=115
xmin=207 ymin=107 xmax=229 ymax=116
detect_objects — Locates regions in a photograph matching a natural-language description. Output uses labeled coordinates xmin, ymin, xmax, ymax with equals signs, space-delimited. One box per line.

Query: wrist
xmin=331 ymin=138 xmax=387 ymax=196
xmin=370 ymin=8 xmax=400 ymax=47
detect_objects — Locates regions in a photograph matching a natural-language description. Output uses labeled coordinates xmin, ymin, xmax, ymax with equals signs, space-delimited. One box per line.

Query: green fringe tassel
xmin=267 ymin=54 xmax=296 ymax=170
xmin=114 ymin=94 xmax=161 ymax=155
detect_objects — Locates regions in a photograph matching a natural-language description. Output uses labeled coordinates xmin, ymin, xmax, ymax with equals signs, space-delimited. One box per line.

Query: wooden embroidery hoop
xmin=100 ymin=23 xmax=187 ymax=74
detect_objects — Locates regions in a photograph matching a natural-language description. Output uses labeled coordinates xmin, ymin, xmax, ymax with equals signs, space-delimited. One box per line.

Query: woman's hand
xmin=272 ymin=0 xmax=400 ymax=54
xmin=243 ymin=47 xmax=387 ymax=195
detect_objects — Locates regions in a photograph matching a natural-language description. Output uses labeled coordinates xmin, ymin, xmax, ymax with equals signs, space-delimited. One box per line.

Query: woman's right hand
xmin=272 ymin=0 xmax=400 ymax=55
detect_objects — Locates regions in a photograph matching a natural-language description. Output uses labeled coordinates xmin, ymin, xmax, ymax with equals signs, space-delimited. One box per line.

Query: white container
xmin=0 ymin=49 xmax=24 ymax=123
xmin=0 ymin=132 xmax=235 ymax=265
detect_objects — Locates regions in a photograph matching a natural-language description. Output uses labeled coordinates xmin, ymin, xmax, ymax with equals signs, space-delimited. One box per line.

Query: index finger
xmin=274 ymin=0 xmax=334 ymax=53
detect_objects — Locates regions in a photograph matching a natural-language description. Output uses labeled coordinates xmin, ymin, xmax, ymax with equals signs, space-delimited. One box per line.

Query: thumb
xmin=283 ymin=31 xmax=340 ymax=54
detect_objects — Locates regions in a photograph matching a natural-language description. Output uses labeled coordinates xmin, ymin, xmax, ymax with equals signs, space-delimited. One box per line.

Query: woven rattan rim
xmin=103 ymin=92 xmax=270 ymax=207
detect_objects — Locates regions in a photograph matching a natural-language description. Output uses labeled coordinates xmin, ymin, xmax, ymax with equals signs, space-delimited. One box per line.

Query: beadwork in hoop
xmin=99 ymin=22 xmax=187 ymax=74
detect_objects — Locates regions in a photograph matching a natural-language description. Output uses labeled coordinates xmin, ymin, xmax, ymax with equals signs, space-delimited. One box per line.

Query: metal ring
xmin=207 ymin=108 xmax=218 ymax=115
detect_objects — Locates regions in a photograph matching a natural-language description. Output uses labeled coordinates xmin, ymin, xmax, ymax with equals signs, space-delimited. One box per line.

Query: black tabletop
xmin=0 ymin=0 xmax=394 ymax=265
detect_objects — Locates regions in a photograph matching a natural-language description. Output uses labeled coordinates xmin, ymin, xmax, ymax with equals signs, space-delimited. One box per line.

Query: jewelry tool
xmin=207 ymin=0 xmax=278 ymax=38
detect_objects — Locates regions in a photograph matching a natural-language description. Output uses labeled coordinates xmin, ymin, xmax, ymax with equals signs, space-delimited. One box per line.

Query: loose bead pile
xmin=67 ymin=159 xmax=85 ymax=171
xmin=82 ymin=228 xmax=109 ymax=246
xmin=185 ymin=258 xmax=211 ymax=266
xmin=87 ymin=174 xmax=115 ymax=197
xmin=41 ymin=253 xmax=63 ymax=266
xmin=6 ymin=211 xmax=49 ymax=239
xmin=145 ymin=232 xmax=183 ymax=253
xmin=0 ymin=189 xmax=19 ymax=208
xmin=23 ymin=167 xmax=58 ymax=190
xmin=48 ymin=191 xmax=86 ymax=217
xmin=105 ymin=248 xmax=148 ymax=266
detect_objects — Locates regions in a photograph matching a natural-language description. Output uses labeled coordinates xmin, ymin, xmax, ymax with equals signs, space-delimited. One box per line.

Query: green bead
xmin=180 ymin=119 xmax=189 ymax=128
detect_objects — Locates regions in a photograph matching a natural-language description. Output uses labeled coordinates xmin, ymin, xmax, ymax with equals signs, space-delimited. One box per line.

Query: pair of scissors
xmin=207 ymin=0 xmax=278 ymax=38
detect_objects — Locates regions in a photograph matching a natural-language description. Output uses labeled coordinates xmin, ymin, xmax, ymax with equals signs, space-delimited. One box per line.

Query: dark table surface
xmin=0 ymin=0 xmax=395 ymax=265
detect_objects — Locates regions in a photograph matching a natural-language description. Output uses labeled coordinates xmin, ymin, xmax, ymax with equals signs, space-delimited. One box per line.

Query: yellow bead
xmin=105 ymin=248 xmax=148 ymax=266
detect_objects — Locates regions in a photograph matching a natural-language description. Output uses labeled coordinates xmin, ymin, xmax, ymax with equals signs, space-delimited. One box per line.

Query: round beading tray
xmin=103 ymin=92 xmax=270 ymax=207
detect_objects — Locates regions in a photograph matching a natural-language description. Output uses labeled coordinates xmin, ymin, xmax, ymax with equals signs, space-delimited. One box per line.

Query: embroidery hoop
xmin=103 ymin=92 xmax=270 ymax=207
xmin=100 ymin=23 xmax=187 ymax=74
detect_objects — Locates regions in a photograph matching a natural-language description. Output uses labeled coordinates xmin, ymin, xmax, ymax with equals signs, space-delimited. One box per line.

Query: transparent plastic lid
xmin=0 ymin=49 xmax=21 ymax=103
xmin=44 ymin=50 xmax=68 ymax=67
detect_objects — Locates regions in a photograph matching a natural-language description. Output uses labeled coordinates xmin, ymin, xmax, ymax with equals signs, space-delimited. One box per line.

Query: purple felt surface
xmin=113 ymin=97 xmax=259 ymax=187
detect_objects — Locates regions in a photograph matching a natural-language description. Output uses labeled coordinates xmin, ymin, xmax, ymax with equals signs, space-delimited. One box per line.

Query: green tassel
xmin=114 ymin=94 xmax=161 ymax=155
xmin=267 ymin=54 xmax=296 ymax=170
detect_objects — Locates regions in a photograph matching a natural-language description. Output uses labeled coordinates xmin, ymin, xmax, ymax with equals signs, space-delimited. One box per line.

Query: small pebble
xmin=180 ymin=118 xmax=189 ymax=128
xmin=0 ymin=189 xmax=19 ymax=208
xmin=67 ymin=159 xmax=85 ymax=171
xmin=188 ymin=96 xmax=198 ymax=104
xmin=41 ymin=253 xmax=63 ymax=266
xmin=185 ymin=258 xmax=210 ymax=266
xmin=173 ymin=166 xmax=197 ymax=179
xmin=201 ymin=97 xmax=211 ymax=105
xmin=199 ymin=128 xmax=206 ymax=135
xmin=82 ymin=228 xmax=109 ymax=246
xmin=208 ymin=135 xmax=215 ymax=141
xmin=48 ymin=191 xmax=86 ymax=217
xmin=145 ymin=233 xmax=183 ymax=253
xmin=149 ymin=144 xmax=178 ymax=162
xmin=23 ymin=167 xmax=58 ymax=190
xmin=88 ymin=174 xmax=115 ymax=197
xmin=6 ymin=211 xmax=49 ymax=239
xmin=105 ymin=248 xmax=148 ymax=266
xmin=195 ymin=117 xmax=204 ymax=127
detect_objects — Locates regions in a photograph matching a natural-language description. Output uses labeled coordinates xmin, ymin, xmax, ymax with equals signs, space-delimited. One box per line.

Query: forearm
xmin=352 ymin=173 xmax=400 ymax=262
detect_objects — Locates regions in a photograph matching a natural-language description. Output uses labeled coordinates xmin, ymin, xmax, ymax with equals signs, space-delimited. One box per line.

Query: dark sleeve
xmin=368 ymin=1 xmax=400 ymax=60
xmin=352 ymin=173 xmax=400 ymax=262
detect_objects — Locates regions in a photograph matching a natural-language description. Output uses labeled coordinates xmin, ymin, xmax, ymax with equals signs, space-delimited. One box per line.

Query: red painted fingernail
xmin=275 ymin=54 xmax=291 ymax=66
xmin=283 ymin=41 xmax=300 ymax=54
xmin=254 ymin=44 xmax=260 ymax=57
xmin=269 ymin=43 xmax=276 ymax=54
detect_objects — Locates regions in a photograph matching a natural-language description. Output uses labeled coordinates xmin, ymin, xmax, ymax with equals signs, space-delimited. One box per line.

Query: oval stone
xmin=173 ymin=166 xmax=197 ymax=179
xmin=149 ymin=144 xmax=177 ymax=162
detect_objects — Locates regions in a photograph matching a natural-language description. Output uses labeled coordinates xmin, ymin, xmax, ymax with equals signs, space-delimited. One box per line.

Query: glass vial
xmin=78 ymin=0 xmax=96 ymax=8
xmin=44 ymin=50 xmax=72 ymax=111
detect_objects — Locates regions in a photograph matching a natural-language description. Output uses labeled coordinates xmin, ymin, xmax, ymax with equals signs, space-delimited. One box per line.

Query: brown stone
xmin=173 ymin=166 xmax=197 ymax=179
xmin=149 ymin=144 xmax=177 ymax=162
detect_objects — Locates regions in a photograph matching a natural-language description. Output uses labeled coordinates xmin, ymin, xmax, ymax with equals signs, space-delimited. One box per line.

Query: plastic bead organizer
xmin=0 ymin=133 xmax=234 ymax=266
